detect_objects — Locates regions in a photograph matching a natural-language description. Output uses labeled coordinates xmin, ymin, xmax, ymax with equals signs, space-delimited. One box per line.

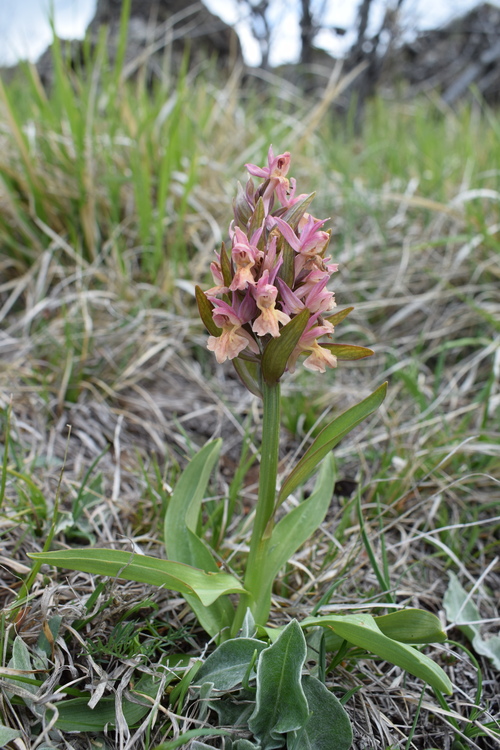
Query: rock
xmin=393 ymin=2 xmax=500 ymax=103
xmin=36 ymin=0 xmax=242 ymax=85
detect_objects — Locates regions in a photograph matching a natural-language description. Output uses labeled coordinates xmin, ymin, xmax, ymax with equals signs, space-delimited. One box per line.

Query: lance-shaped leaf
xmin=164 ymin=440 xmax=237 ymax=636
xmin=248 ymin=196 xmax=266 ymax=238
xmin=300 ymin=614 xmax=452 ymax=695
xmin=232 ymin=357 xmax=262 ymax=398
xmin=279 ymin=382 xmax=387 ymax=504
xmin=220 ymin=241 xmax=233 ymax=288
xmin=233 ymin=182 xmax=253 ymax=228
xmin=280 ymin=192 xmax=315 ymax=230
xmin=374 ymin=609 xmax=447 ymax=644
xmin=276 ymin=235 xmax=295 ymax=288
xmin=261 ymin=308 xmax=310 ymax=385
xmin=322 ymin=344 xmax=374 ymax=360
xmin=29 ymin=549 xmax=245 ymax=608
xmin=196 ymin=286 xmax=221 ymax=337
xmin=248 ymin=620 xmax=309 ymax=748
xmin=323 ymin=306 xmax=354 ymax=326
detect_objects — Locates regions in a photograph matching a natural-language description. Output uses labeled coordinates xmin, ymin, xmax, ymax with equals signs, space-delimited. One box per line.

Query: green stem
xmin=232 ymin=380 xmax=281 ymax=634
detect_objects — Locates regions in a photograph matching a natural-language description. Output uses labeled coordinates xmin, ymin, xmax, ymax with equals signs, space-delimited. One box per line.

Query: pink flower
xmin=276 ymin=278 xmax=305 ymax=316
xmin=207 ymin=298 xmax=259 ymax=363
xmin=279 ymin=177 xmax=308 ymax=209
xmin=302 ymin=342 xmax=338 ymax=373
xmin=287 ymin=317 xmax=336 ymax=373
xmin=245 ymin=145 xmax=291 ymax=182
xmin=295 ymin=276 xmax=336 ymax=314
xmin=205 ymin=259 xmax=228 ymax=296
xmin=252 ymin=270 xmax=291 ymax=338
xmin=229 ymin=227 xmax=263 ymax=292
xmin=273 ymin=215 xmax=329 ymax=258
xmin=246 ymin=146 xmax=292 ymax=209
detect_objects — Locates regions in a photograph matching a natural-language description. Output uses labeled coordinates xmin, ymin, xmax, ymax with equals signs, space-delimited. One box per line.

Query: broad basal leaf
xmin=29 ymin=549 xmax=244 ymax=608
xmin=248 ymin=620 xmax=309 ymax=749
xmin=301 ymin=614 xmax=452 ymax=695
xmin=444 ymin=572 xmax=500 ymax=670
xmin=163 ymin=439 xmax=236 ymax=636
xmin=288 ymin=675 xmax=353 ymax=750
xmin=374 ymin=609 xmax=447 ymax=644
xmin=195 ymin=638 xmax=267 ymax=691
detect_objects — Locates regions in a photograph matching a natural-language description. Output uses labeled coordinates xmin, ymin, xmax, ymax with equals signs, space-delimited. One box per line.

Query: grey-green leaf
xmin=444 ymin=572 xmax=500 ymax=670
xmin=248 ymin=620 xmax=309 ymax=749
xmin=301 ymin=614 xmax=452 ymax=695
xmin=375 ymin=609 xmax=447 ymax=644
xmin=196 ymin=638 xmax=267 ymax=691
xmin=288 ymin=675 xmax=353 ymax=750
xmin=163 ymin=439 xmax=236 ymax=636
xmin=30 ymin=549 xmax=244 ymax=608
xmin=0 ymin=725 xmax=22 ymax=744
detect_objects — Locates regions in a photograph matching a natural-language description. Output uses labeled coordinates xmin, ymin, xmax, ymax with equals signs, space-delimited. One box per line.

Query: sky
xmin=0 ymin=0 xmax=497 ymax=69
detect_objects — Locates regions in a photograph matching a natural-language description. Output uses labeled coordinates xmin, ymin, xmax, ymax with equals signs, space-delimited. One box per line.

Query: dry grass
xmin=0 ymin=52 xmax=499 ymax=749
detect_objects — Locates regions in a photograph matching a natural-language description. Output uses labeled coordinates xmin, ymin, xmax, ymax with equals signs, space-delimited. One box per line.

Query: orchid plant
xmin=31 ymin=147 xmax=452 ymax=748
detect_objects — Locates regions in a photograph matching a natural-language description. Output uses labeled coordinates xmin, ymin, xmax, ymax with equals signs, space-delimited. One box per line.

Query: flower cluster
xmin=198 ymin=146 xmax=342 ymax=379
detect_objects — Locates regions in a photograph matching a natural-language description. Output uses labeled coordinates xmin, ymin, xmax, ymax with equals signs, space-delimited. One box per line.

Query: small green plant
xmin=31 ymin=147 xmax=452 ymax=746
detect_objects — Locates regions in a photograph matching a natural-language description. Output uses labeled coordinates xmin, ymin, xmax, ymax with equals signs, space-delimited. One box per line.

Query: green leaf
xmin=256 ymin=457 xmax=335 ymax=613
xmin=164 ymin=439 xmax=237 ymax=636
xmin=241 ymin=608 xmax=257 ymax=638
xmin=196 ymin=638 xmax=267 ymax=691
xmin=220 ymin=241 xmax=233 ymax=287
xmin=151 ymin=728 xmax=231 ymax=750
xmin=443 ymin=572 xmax=500 ymax=670
xmin=0 ymin=725 xmax=22 ymax=744
xmin=248 ymin=620 xmax=309 ymax=749
xmin=208 ymin=688 xmax=256 ymax=728
xmin=279 ymin=383 xmax=387 ymax=504
xmin=276 ymin=235 xmax=295 ymax=288
xmin=29 ymin=549 xmax=244 ymax=608
xmin=374 ymin=609 xmax=447 ymax=644
xmin=8 ymin=636 xmax=40 ymax=699
xmin=232 ymin=356 xmax=262 ymax=398
xmin=195 ymin=286 xmax=221 ymax=337
xmin=261 ymin=309 xmax=310 ymax=385
xmin=280 ymin=192 xmax=315 ymax=230
xmin=53 ymin=696 xmax=149 ymax=731
xmin=321 ymin=344 xmax=374 ymax=360
xmin=52 ymin=676 xmax=161 ymax=731
xmin=248 ymin=196 xmax=266 ymax=237
xmin=301 ymin=614 xmax=452 ymax=695
xmin=288 ymin=675 xmax=353 ymax=750
xmin=323 ymin=307 xmax=354 ymax=326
